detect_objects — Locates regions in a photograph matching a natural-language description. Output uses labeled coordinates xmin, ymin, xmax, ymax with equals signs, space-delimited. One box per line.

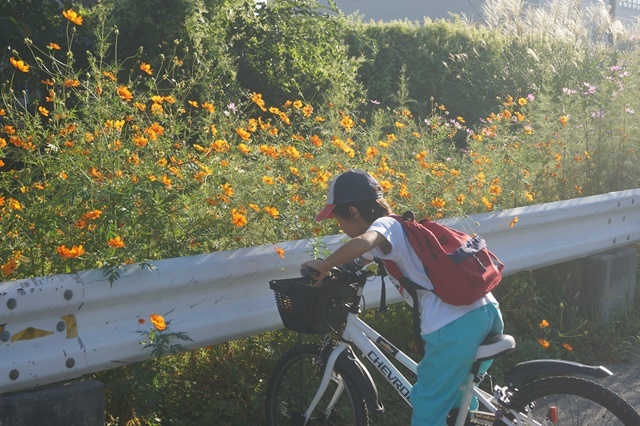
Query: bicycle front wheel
xmin=265 ymin=343 xmax=369 ymax=426
xmin=509 ymin=376 xmax=640 ymax=425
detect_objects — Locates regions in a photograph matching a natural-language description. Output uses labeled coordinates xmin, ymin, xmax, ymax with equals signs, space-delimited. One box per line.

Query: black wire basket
xmin=269 ymin=277 xmax=357 ymax=334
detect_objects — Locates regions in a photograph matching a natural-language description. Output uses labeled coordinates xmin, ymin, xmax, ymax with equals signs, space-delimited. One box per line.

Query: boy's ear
xmin=348 ymin=206 xmax=360 ymax=219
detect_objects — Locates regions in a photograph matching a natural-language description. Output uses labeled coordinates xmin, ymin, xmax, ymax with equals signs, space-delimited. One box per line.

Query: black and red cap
xmin=315 ymin=169 xmax=384 ymax=221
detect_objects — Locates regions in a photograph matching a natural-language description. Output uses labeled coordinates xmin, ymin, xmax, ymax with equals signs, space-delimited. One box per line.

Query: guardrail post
xmin=583 ymin=246 xmax=638 ymax=320
xmin=0 ymin=379 xmax=103 ymax=425
xmin=547 ymin=247 xmax=638 ymax=320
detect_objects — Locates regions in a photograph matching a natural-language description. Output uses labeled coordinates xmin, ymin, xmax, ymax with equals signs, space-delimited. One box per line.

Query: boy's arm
xmin=302 ymin=230 xmax=387 ymax=279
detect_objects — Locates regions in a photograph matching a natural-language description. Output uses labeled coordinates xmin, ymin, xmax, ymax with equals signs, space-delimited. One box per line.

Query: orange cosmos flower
xmin=235 ymin=128 xmax=251 ymax=140
xmin=539 ymin=319 xmax=550 ymax=328
xmin=509 ymin=217 xmax=519 ymax=228
xmin=108 ymin=236 xmax=125 ymax=248
xmin=1 ymin=258 xmax=18 ymax=277
xmin=64 ymin=79 xmax=81 ymax=87
xmin=562 ymin=343 xmax=573 ymax=352
xmin=9 ymin=57 xmax=29 ymax=73
xmin=431 ymin=197 xmax=446 ymax=209
xmin=48 ymin=42 xmax=61 ymax=50
xmin=57 ymin=245 xmax=86 ymax=259
xmin=274 ymin=246 xmax=285 ymax=259
xmin=231 ymin=209 xmax=247 ymax=227
xmin=62 ymin=9 xmax=83 ymax=25
xmin=140 ymin=62 xmax=153 ymax=75
xmin=538 ymin=338 xmax=550 ymax=349
xmin=117 ymin=86 xmax=133 ymax=101
xmin=238 ymin=144 xmax=251 ymax=154
xmin=38 ymin=106 xmax=49 ymax=117
xmin=201 ymin=101 xmax=215 ymax=113
xmin=559 ymin=115 xmax=569 ymax=126
xmin=150 ymin=314 xmax=166 ymax=331
xmin=265 ymin=206 xmax=279 ymax=219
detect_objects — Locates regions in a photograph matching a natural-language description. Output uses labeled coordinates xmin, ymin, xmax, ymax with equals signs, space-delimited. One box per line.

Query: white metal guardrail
xmin=0 ymin=189 xmax=639 ymax=395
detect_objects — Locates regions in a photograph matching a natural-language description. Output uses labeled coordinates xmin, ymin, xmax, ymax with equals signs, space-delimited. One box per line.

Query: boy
xmin=302 ymin=169 xmax=503 ymax=425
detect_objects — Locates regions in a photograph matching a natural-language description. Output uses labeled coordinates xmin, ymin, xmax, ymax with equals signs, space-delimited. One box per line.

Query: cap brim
xmin=315 ymin=204 xmax=335 ymax=221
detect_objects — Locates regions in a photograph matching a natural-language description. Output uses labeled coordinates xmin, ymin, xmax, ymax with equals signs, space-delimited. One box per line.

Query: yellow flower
xmin=559 ymin=115 xmax=569 ymax=126
xmin=265 ymin=206 xmax=279 ymax=218
xmin=150 ymin=314 xmax=166 ymax=331
xmin=262 ymin=176 xmax=275 ymax=185
xmin=62 ymin=9 xmax=83 ymax=25
xmin=9 ymin=57 xmax=29 ymax=73
xmin=509 ymin=217 xmax=519 ymax=228
xmin=489 ymin=184 xmax=502 ymax=196
xmin=340 ymin=116 xmax=354 ymax=131
xmin=238 ymin=143 xmax=251 ymax=155
xmin=221 ymin=183 xmax=234 ymax=197
xmin=523 ymin=126 xmax=533 ymax=135
xmin=108 ymin=236 xmax=125 ymax=248
xmin=140 ymin=62 xmax=153 ymax=76
xmin=302 ymin=104 xmax=313 ymax=117
xmin=38 ymin=106 xmax=49 ymax=117
xmin=538 ymin=338 xmax=550 ymax=349
xmin=235 ymin=128 xmax=251 ymax=140
xmin=8 ymin=198 xmax=22 ymax=210
xmin=431 ymin=197 xmax=446 ymax=209
xmin=274 ymin=246 xmax=285 ymax=259
xmin=518 ymin=97 xmax=527 ymax=106
xmin=231 ymin=209 xmax=247 ymax=227
xmin=252 ymin=92 xmax=267 ymax=111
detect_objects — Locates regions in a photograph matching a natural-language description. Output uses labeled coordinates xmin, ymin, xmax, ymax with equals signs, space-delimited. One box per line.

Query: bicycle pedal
xmin=467 ymin=410 xmax=496 ymax=425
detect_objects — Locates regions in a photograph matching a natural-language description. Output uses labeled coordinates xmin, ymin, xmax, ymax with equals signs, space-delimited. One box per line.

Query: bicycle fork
xmin=302 ymin=342 xmax=350 ymax=423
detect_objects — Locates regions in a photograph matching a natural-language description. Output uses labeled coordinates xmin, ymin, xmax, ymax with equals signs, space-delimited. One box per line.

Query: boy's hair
xmin=333 ymin=198 xmax=392 ymax=224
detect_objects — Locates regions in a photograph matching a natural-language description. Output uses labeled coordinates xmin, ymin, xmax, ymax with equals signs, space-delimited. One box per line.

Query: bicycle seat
xmin=474 ymin=333 xmax=516 ymax=361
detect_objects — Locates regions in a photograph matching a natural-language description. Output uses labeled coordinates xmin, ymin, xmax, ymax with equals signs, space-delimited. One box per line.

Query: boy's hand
xmin=301 ymin=259 xmax=330 ymax=281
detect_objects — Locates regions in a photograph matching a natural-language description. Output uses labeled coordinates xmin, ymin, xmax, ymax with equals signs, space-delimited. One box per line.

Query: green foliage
xmin=226 ymin=0 xmax=364 ymax=109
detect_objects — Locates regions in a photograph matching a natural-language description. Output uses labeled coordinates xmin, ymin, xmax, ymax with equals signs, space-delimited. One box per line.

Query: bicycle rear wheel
xmin=509 ymin=376 xmax=640 ymax=425
xmin=265 ymin=343 xmax=369 ymax=426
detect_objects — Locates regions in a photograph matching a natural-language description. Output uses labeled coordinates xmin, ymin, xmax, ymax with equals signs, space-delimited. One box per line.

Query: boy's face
xmin=335 ymin=208 xmax=370 ymax=238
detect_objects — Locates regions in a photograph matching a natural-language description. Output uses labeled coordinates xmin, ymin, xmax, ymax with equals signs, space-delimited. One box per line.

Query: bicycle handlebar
xmin=300 ymin=261 xmax=372 ymax=287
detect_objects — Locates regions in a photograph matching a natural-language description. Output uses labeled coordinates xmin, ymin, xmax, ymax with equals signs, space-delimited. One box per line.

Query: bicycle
xmin=265 ymin=261 xmax=640 ymax=425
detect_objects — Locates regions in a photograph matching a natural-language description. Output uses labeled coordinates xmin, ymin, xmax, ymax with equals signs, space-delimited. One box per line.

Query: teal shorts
xmin=410 ymin=303 xmax=504 ymax=425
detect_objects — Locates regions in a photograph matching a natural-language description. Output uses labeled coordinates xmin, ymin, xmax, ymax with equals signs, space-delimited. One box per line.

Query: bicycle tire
xmin=508 ymin=376 xmax=640 ymax=425
xmin=265 ymin=343 xmax=369 ymax=426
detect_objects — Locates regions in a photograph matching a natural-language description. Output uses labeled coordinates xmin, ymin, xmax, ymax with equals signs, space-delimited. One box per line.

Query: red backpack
xmin=378 ymin=212 xmax=503 ymax=354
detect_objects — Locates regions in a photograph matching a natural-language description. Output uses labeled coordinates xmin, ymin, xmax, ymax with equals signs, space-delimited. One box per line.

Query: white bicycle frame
xmin=303 ymin=286 xmax=541 ymax=426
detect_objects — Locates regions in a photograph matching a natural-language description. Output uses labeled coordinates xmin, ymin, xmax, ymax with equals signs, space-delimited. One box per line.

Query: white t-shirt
xmin=362 ymin=216 xmax=497 ymax=335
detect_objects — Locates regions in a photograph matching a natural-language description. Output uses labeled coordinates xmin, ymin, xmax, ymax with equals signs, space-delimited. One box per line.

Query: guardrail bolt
xmin=0 ymin=331 xmax=10 ymax=342
xmin=9 ymin=369 xmax=19 ymax=380
xmin=63 ymin=289 xmax=73 ymax=301
xmin=6 ymin=298 xmax=16 ymax=310
xmin=56 ymin=321 xmax=66 ymax=332
xmin=66 ymin=358 xmax=75 ymax=368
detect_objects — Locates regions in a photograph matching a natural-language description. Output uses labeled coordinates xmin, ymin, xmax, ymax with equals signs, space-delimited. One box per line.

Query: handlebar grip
xmin=300 ymin=265 xmax=320 ymax=278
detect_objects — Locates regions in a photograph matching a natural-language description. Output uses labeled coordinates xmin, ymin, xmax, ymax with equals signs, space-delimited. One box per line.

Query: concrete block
xmin=0 ymin=380 xmax=104 ymax=426
xmin=584 ymin=247 xmax=638 ymax=320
